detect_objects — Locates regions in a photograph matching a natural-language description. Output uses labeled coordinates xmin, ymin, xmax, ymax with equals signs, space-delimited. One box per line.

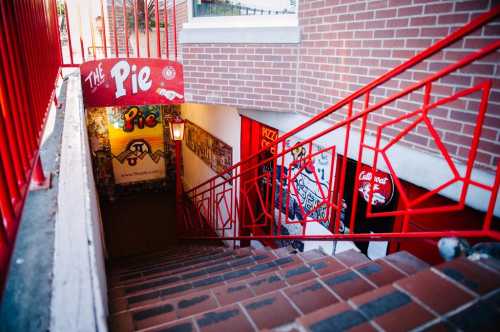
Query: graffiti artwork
xmin=86 ymin=105 xmax=180 ymax=198
xmin=185 ymin=120 xmax=232 ymax=179
xmin=269 ymin=136 xmax=335 ymax=249
xmin=108 ymin=106 xmax=166 ymax=184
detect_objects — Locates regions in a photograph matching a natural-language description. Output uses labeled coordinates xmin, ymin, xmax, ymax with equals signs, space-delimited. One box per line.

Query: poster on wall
xmin=184 ymin=120 xmax=233 ymax=179
xmin=261 ymin=125 xmax=279 ymax=153
xmin=107 ymin=106 xmax=166 ymax=184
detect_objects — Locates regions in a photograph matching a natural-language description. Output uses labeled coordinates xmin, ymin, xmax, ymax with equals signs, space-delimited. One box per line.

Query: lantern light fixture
xmin=169 ymin=116 xmax=185 ymax=141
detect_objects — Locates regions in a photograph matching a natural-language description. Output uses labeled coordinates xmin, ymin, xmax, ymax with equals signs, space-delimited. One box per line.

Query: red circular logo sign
xmin=162 ymin=66 xmax=176 ymax=80
xmin=357 ymin=165 xmax=394 ymax=206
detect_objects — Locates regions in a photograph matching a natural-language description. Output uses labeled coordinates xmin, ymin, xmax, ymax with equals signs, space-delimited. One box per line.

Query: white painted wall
xmin=180 ymin=103 xmax=241 ymax=246
xmin=180 ymin=103 xmax=241 ymax=190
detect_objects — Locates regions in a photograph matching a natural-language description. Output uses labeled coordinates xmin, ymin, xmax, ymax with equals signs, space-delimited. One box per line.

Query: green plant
xmin=56 ymin=1 xmax=65 ymax=16
xmin=126 ymin=0 xmax=165 ymax=32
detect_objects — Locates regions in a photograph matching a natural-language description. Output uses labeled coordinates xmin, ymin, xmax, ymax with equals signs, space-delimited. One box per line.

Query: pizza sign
xmin=358 ymin=165 xmax=394 ymax=206
xmin=80 ymin=58 xmax=184 ymax=107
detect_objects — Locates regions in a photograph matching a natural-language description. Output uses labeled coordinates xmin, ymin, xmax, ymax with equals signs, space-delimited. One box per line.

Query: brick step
xmin=109 ymin=253 xmax=304 ymax=313
xmin=294 ymin=256 xmax=500 ymax=332
xmin=109 ymin=250 xmax=426 ymax=331
xmin=109 ymin=249 xmax=278 ymax=299
xmin=110 ymin=244 xmax=224 ymax=269
xmin=109 ymin=248 xmax=244 ymax=284
xmin=109 ymin=247 xmax=264 ymax=288
xmin=110 ymin=248 xmax=327 ymax=295
xmin=108 ymin=255 xmax=346 ymax=331
xmin=110 ymin=248 xmax=231 ymax=276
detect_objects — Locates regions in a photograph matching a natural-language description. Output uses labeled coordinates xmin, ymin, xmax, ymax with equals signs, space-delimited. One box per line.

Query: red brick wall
xmin=180 ymin=0 xmax=499 ymax=172
xmin=183 ymin=44 xmax=300 ymax=111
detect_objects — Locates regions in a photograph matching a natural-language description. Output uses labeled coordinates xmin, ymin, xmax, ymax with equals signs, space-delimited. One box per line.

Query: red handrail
xmin=180 ymin=6 xmax=500 ymax=245
xmin=0 ymin=0 xmax=61 ymax=289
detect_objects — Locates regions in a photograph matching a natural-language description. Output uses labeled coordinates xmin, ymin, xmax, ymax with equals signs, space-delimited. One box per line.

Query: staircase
xmin=108 ymin=244 xmax=500 ymax=331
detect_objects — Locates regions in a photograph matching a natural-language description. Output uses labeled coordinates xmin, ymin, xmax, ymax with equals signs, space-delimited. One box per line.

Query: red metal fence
xmin=0 ymin=0 xmax=61 ymax=287
xmin=0 ymin=0 xmax=181 ymax=290
xmin=180 ymin=7 xmax=500 ymax=246
xmin=59 ymin=0 xmax=179 ymax=66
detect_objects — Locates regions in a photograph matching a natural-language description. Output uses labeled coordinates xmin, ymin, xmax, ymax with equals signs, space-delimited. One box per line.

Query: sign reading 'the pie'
xmin=80 ymin=58 xmax=184 ymax=107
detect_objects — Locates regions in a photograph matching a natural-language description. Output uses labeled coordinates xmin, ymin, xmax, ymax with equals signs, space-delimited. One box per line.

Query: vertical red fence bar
xmin=123 ymin=0 xmax=129 ymax=57
xmin=154 ymin=0 xmax=160 ymax=58
xmin=111 ymin=0 xmax=118 ymax=57
xmin=173 ymin=0 xmax=177 ymax=60
xmin=99 ymin=0 xmax=108 ymax=58
xmin=164 ymin=0 xmax=169 ymax=59
xmin=0 ymin=0 xmax=61 ymax=292
xmin=145 ymin=0 xmax=150 ymax=57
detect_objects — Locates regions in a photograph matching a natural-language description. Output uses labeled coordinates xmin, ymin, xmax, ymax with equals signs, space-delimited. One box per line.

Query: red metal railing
xmin=0 ymin=0 xmax=61 ymax=287
xmin=59 ymin=0 xmax=179 ymax=66
xmin=180 ymin=7 xmax=500 ymax=245
xmin=0 ymin=0 xmax=182 ymax=289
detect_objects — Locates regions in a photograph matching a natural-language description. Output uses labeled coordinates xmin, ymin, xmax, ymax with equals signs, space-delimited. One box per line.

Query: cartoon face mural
xmin=108 ymin=106 xmax=167 ymax=185
xmin=115 ymin=139 xmax=151 ymax=166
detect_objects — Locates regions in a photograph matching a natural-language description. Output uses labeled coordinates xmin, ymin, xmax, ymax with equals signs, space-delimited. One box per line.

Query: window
xmin=180 ymin=0 xmax=300 ymax=44
xmin=192 ymin=0 xmax=297 ymax=18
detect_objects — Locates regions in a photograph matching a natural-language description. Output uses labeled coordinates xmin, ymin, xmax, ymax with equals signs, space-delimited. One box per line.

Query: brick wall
xmin=180 ymin=0 xmax=499 ymax=172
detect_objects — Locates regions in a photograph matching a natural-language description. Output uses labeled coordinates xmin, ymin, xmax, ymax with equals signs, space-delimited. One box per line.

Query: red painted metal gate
xmin=0 ymin=0 xmax=61 ymax=288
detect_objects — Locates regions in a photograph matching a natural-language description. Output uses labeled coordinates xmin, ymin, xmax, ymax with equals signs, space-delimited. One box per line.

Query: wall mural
xmin=184 ymin=120 xmax=233 ymax=179
xmin=108 ymin=106 xmax=166 ymax=184
xmin=86 ymin=105 xmax=180 ymax=199
xmin=272 ymin=135 xmax=335 ymax=250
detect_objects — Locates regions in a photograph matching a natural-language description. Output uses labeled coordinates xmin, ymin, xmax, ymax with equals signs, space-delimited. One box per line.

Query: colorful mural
xmin=108 ymin=106 xmax=166 ymax=184
xmin=86 ymin=105 xmax=180 ymax=199
xmin=271 ymin=136 xmax=335 ymax=250
xmin=184 ymin=120 xmax=233 ymax=179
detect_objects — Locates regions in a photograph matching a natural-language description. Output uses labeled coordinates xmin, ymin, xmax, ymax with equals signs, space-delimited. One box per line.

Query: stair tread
xmin=109 ymin=250 xmax=268 ymax=298
xmin=110 ymin=247 xmax=230 ymax=277
xmin=107 ymin=246 xmax=500 ymax=332
xmin=109 ymin=254 xmax=302 ymax=313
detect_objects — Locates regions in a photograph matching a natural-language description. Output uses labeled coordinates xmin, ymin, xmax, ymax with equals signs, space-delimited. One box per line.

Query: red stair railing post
xmin=31 ymin=156 xmax=50 ymax=189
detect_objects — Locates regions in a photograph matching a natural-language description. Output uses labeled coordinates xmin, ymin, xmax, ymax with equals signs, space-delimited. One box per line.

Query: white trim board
xmin=180 ymin=25 xmax=300 ymax=44
xmin=238 ymin=109 xmax=500 ymax=217
xmin=50 ymin=72 xmax=108 ymax=332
